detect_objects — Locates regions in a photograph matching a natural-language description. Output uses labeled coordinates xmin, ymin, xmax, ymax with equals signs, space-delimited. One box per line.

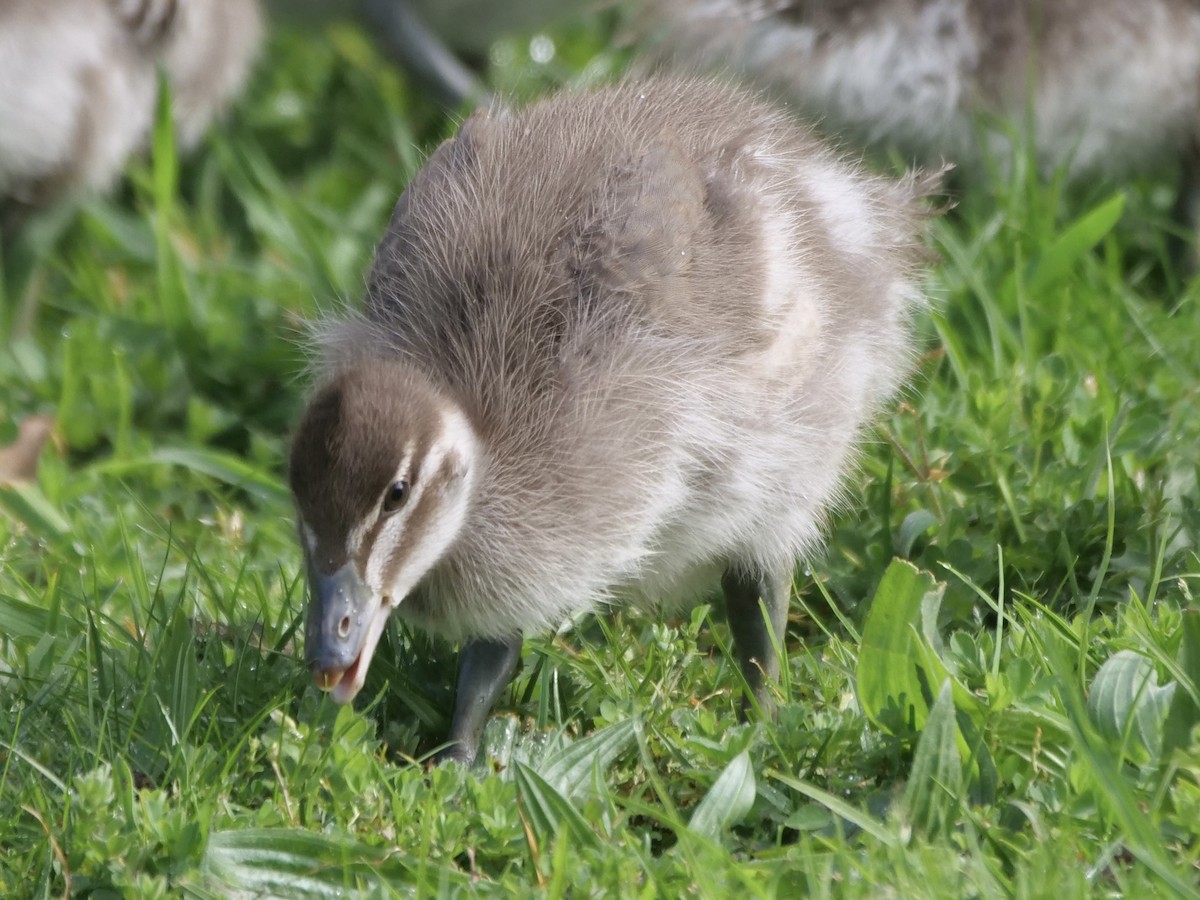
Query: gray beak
xmin=305 ymin=561 xmax=376 ymax=687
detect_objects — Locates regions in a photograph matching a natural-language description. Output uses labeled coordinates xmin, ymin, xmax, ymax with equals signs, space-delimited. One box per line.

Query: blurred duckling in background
xmin=638 ymin=1 xmax=1200 ymax=249
xmin=0 ymin=0 xmax=262 ymax=213
xmin=288 ymin=76 xmax=941 ymax=764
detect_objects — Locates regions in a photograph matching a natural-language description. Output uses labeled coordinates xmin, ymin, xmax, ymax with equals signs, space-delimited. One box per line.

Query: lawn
xmin=1 ymin=15 xmax=1199 ymax=898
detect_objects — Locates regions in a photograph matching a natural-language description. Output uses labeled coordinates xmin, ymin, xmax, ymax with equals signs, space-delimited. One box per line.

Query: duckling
xmin=0 ymin=0 xmax=262 ymax=210
xmin=288 ymin=76 xmax=939 ymax=764
xmin=637 ymin=1 xmax=1200 ymax=191
xmin=156 ymin=0 xmax=265 ymax=150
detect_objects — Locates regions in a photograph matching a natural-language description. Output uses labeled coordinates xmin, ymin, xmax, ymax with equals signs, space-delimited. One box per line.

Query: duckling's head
xmin=289 ymin=361 xmax=481 ymax=703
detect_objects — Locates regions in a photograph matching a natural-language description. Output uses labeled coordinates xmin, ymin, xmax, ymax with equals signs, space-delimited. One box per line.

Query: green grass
xmin=2 ymin=17 xmax=1200 ymax=898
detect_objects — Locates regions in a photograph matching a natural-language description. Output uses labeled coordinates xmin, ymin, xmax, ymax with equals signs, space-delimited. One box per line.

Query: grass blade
xmin=767 ymin=770 xmax=898 ymax=847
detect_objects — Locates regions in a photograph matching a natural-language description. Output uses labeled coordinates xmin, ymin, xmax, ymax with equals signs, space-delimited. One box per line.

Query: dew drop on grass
xmin=530 ymin=35 xmax=555 ymax=65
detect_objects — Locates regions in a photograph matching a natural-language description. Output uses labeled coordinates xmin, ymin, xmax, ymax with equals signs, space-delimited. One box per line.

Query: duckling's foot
xmin=437 ymin=635 xmax=522 ymax=766
xmin=721 ymin=565 xmax=793 ymax=717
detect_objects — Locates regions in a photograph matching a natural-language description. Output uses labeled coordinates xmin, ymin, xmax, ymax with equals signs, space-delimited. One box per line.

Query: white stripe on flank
xmin=755 ymin=192 xmax=822 ymax=374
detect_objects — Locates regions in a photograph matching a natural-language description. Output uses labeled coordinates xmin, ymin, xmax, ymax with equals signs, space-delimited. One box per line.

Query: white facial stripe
xmin=437 ymin=407 xmax=479 ymax=486
xmin=379 ymin=479 xmax=468 ymax=607
xmin=342 ymin=442 xmax=417 ymax=569
xmin=360 ymin=405 xmax=480 ymax=604
xmin=366 ymin=511 xmax=407 ymax=595
xmin=363 ymin=443 xmax=420 ymax=591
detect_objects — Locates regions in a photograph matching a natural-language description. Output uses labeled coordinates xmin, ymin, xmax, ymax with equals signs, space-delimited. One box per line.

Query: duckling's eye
xmin=381 ymin=479 xmax=410 ymax=515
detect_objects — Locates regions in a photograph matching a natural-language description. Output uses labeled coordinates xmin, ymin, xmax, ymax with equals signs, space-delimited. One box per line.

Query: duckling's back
xmin=320 ymin=77 xmax=938 ymax=640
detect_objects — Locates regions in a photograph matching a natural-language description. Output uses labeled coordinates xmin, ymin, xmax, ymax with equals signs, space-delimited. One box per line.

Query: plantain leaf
xmin=688 ymin=750 xmax=755 ymax=840
xmin=1045 ymin=640 xmax=1196 ymax=896
xmin=537 ymin=718 xmax=636 ymax=800
xmin=857 ymin=560 xmax=948 ymax=734
xmin=514 ymin=762 xmax=600 ymax=850
xmin=1087 ymin=650 xmax=1175 ymax=765
xmin=202 ymin=827 xmax=467 ymax=897
xmin=902 ymin=681 xmax=963 ymax=835
xmin=896 ymin=509 xmax=938 ymax=558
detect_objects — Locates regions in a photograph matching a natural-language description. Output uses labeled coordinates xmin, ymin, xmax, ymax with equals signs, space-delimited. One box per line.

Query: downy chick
xmin=0 ymin=0 xmax=262 ymax=209
xmin=638 ymin=2 xmax=1200 ymax=196
xmin=288 ymin=76 xmax=940 ymax=764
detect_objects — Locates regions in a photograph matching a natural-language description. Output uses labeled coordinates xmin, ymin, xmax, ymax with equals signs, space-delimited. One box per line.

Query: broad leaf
xmin=902 ymin=681 xmax=963 ymax=835
xmin=1088 ymin=650 xmax=1175 ymax=765
xmin=202 ymin=827 xmax=467 ymax=897
xmin=857 ymin=560 xmax=949 ymax=733
xmin=896 ymin=509 xmax=938 ymax=557
xmin=688 ymin=750 xmax=755 ymax=840
xmin=537 ymin=718 xmax=637 ymax=800
xmin=514 ymin=762 xmax=600 ymax=850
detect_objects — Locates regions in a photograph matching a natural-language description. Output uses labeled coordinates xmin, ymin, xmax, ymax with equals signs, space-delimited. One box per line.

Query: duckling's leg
xmin=721 ymin=566 xmax=792 ymax=714
xmin=439 ymin=635 xmax=523 ymax=765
